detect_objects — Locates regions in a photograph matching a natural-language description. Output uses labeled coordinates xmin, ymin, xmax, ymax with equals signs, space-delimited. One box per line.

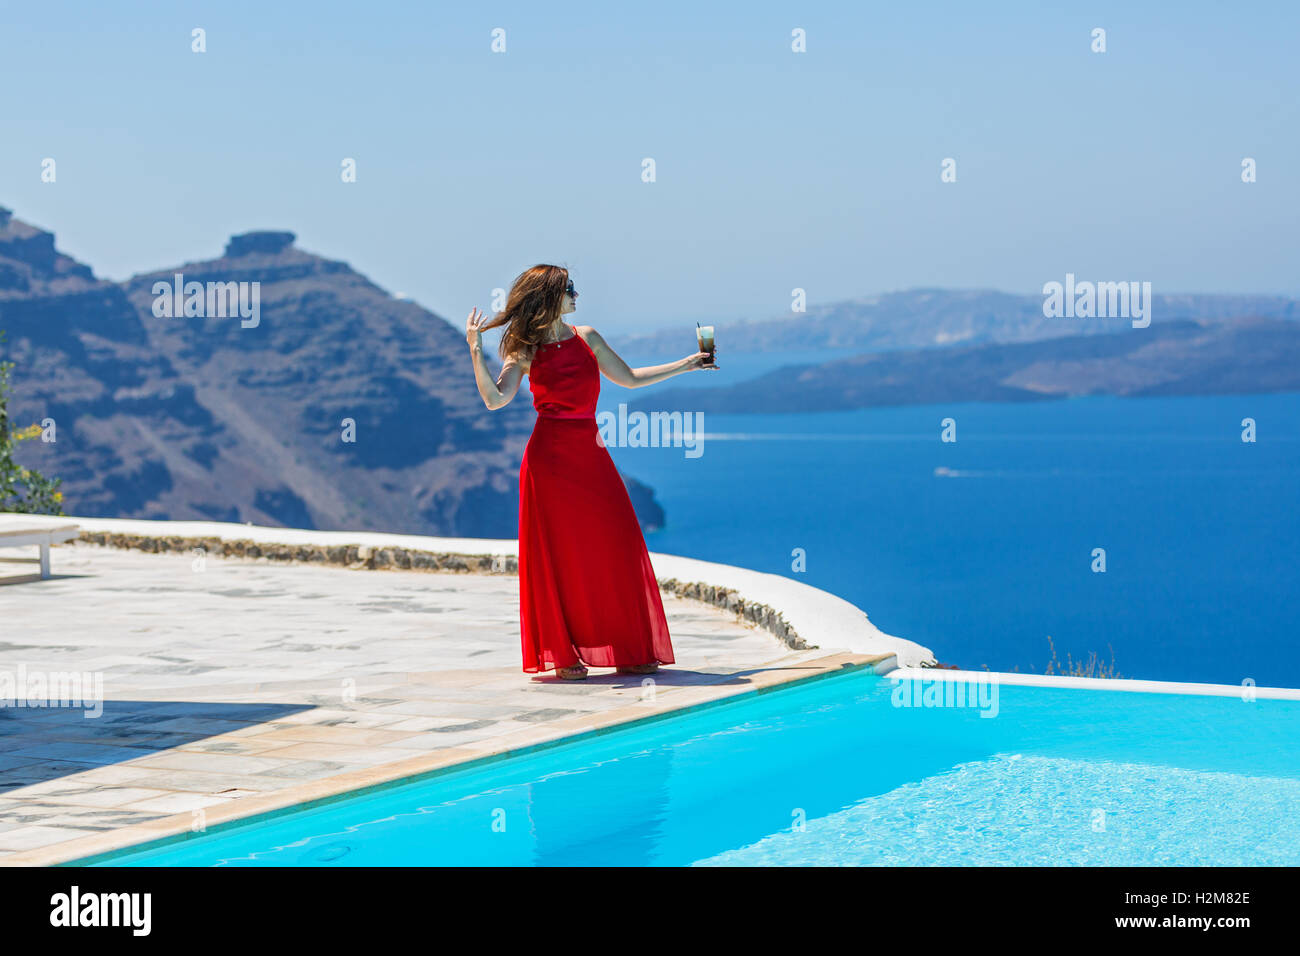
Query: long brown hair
xmin=482 ymin=264 xmax=569 ymax=361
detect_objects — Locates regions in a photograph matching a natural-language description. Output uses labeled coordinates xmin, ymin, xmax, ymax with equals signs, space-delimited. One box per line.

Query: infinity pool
xmin=86 ymin=670 xmax=1300 ymax=866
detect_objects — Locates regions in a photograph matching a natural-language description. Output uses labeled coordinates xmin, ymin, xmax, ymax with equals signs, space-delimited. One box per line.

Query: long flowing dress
xmin=517 ymin=325 xmax=675 ymax=673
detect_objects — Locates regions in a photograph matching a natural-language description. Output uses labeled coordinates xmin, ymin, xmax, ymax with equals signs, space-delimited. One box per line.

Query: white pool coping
xmin=884 ymin=667 xmax=1300 ymax=701
xmin=6 ymin=513 xmax=937 ymax=669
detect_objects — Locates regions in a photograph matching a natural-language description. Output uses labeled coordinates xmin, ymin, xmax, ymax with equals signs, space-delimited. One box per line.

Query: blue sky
xmin=3 ymin=0 xmax=1297 ymax=333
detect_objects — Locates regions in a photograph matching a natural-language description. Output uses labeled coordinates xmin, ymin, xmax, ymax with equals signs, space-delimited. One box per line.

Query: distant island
xmin=0 ymin=206 xmax=663 ymax=536
xmin=619 ymin=288 xmax=1300 ymax=355
xmin=631 ymin=317 xmax=1300 ymax=414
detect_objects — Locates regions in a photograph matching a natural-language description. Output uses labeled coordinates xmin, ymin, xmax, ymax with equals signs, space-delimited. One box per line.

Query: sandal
xmin=556 ymin=664 xmax=588 ymax=681
xmin=616 ymin=663 xmax=659 ymax=675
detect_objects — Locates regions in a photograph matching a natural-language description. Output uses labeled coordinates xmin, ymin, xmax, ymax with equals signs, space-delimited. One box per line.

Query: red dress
xmin=517 ymin=326 xmax=675 ymax=673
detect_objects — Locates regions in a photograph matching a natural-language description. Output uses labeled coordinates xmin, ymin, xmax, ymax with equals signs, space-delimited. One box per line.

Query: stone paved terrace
xmin=0 ymin=537 xmax=888 ymax=865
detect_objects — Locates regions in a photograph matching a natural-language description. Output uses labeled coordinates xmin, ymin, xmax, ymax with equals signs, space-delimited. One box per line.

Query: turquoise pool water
xmin=90 ymin=671 xmax=1300 ymax=866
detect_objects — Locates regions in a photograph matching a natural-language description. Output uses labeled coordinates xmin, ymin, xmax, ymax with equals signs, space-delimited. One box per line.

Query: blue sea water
xmin=605 ymin=391 xmax=1300 ymax=688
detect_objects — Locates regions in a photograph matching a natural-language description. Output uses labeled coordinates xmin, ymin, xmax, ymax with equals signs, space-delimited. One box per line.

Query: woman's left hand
xmin=686 ymin=351 xmax=715 ymax=370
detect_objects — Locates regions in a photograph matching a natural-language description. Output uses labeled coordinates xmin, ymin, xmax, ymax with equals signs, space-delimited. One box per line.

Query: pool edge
xmin=883 ymin=667 xmax=1300 ymax=700
xmin=15 ymin=651 xmax=896 ymax=867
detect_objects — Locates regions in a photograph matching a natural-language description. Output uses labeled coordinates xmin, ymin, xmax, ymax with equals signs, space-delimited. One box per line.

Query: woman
xmin=466 ymin=264 xmax=711 ymax=680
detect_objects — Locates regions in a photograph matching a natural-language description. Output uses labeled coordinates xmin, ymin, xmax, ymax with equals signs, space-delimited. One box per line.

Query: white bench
xmin=0 ymin=519 xmax=81 ymax=585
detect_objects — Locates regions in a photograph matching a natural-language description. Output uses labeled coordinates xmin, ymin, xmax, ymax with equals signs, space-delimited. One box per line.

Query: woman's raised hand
xmin=466 ymin=308 xmax=488 ymax=349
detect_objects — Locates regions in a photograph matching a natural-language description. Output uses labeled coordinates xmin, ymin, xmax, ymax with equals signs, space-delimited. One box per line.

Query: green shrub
xmin=0 ymin=338 xmax=65 ymax=515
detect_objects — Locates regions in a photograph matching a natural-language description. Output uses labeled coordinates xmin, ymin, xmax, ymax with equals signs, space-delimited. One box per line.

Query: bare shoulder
xmin=572 ymin=325 xmax=605 ymax=347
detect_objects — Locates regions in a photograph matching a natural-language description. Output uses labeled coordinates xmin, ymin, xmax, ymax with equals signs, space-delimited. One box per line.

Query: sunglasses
xmin=565 ymin=279 xmax=578 ymax=298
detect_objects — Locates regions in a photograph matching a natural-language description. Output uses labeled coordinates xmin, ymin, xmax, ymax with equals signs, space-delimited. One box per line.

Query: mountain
xmin=630 ymin=318 xmax=1300 ymax=414
xmin=619 ymin=288 xmax=1300 ymax=356
xmin=0 ymin=207 xmax=664 ymax=536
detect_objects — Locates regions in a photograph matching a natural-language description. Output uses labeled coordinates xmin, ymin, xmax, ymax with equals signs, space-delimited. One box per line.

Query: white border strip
xmin=2 ymin=514 xmax=519 ymax=558
xmin=884 ymin=667 xmax=1300 ymax=701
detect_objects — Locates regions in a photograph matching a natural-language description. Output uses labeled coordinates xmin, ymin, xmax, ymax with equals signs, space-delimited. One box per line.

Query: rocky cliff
xmin=0 ymin=207 xmax=664 ymax=536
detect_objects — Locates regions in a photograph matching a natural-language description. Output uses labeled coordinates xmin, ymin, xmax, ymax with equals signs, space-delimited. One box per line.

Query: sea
xmin=603 ymin=351 xmax=1300 ymax=687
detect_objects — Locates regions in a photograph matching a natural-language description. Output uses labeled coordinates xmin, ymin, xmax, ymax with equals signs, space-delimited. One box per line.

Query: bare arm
xmin=466 ymin=308 xmax=527 ymax=410
xmin=576 ymin=326 xmax=710 ymax=389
